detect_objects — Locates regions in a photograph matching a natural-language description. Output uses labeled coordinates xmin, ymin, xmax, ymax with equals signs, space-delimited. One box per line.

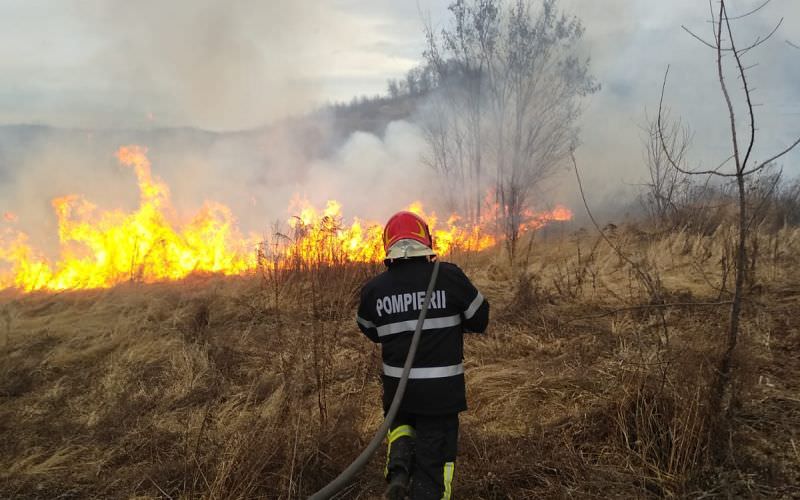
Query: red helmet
xmin=383 ymin=211 xmax=436 ymax=260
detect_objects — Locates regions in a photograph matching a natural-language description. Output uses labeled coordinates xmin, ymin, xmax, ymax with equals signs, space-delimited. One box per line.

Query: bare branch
xmin=657 ymin=68 xmax=739 ymax=177
xmin=713 ymin=154 xmax=736 ymax=171
xmin=660 ymin=1 xmax=787 ymax=181
xmin=742 ymin=136 xmax=800 ymax=176
xmin=682 ymin=25 xmax=718 ymax=50
xmin=572 ymin=153 xmax=661 ymax=299
xmin=656 ymin=67 xmax=692 ymax=174
xmin=684 ymin=16 xmax=783 ymax=55
xmin=723 ymin=3 xmax=756 ymax=172
xmin=725 ymin=0 xmax=772 ymax=21
xmin=736 ymin=18 xmax=783 ymax=56
xmin=716 ymin=2 xmax=743 ymax=176
xmin=746 ymin=166 xmax=782 ymax=232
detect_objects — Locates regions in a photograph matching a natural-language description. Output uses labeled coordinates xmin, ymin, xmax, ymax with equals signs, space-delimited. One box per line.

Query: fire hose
xmin=309 ymin=259 xmax=441 ymax=500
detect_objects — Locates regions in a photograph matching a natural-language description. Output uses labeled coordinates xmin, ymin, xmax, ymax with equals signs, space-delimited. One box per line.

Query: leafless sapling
xmin=658 ymin=0 xmax=800 ymax=424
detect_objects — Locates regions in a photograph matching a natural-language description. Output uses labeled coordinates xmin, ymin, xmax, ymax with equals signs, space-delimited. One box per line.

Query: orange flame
xmin=405 ymin=201 xmax=496 ymax=255
xmin=0 ymin=146 xmax=258 ymax=291
xmin=3 ymin=212 xmax=18 ymax=223
xmin=0 ymin=146 xmax=572 ymax=292
xmin=520 ymin=205 xmax=573 ymax=231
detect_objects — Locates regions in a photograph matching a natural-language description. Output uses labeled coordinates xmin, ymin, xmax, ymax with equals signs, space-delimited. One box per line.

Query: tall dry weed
xmin=1 ymin=222 xmax=798 ymax=498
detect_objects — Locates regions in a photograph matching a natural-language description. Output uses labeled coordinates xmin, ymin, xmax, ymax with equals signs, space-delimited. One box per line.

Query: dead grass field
xmin=1 ymin=224 xmax=799 ymax=499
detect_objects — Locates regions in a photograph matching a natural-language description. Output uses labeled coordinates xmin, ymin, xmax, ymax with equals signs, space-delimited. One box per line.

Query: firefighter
xmin=356 ymin=211 xmax=490 ymax=500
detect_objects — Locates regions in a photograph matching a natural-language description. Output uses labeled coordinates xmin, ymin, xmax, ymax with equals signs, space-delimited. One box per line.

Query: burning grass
xmin=1 ymin=224 xmax=799 ymax=498
xmin=0 ymin=146 xmax=571 ymax=293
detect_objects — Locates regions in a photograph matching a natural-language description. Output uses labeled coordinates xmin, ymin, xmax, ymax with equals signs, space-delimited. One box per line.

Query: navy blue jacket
xmin=357 ymin=258 xmax=489 ymax=414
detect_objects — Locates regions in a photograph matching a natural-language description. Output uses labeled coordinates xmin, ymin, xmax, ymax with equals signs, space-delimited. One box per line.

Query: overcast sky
xmin=0 ymin=0 xmax=450 ymax=130
xmin=0 ymin=0 xmax=798 ymax=183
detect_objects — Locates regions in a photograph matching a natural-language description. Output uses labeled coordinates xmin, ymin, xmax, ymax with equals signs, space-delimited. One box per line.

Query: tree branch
xmin=725 ymin=0 xmax=772 ymax=20
xmin=657 ymin=67 xmax=740 ymax=177
xmin=683 ymin=16 xmax=782 ymax=55
xmin=572 ymin=152 xmax=661 ymax=299
xmin=682 ymin=25 xmax=718 ymax=50
xmin=716 ymin=1 xmax=743 ymax=176
xmin=746 ymin=166 xmax=782 ymax=232
xmin=736 ymin=19 xmax=783 ymax=57
xmin=723 ymin=3 xmax=756 ymax=173
xmin=742 ymin=136 xmax=800 ymax=176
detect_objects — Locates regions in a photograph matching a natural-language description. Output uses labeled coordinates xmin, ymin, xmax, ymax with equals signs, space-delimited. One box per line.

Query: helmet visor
xmin=385 ymin=238 xmax=436 ymax=260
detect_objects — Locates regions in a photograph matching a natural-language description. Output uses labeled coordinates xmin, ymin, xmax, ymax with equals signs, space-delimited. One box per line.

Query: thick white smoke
xmin=1 ymin=0 xmax=798 ymax=251
xmin=0 ymin=118 xmax=439 ymax=258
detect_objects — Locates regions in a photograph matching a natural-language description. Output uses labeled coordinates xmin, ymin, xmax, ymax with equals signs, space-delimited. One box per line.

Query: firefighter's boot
xmin=384 ymin=470 xmax=409 ymax=500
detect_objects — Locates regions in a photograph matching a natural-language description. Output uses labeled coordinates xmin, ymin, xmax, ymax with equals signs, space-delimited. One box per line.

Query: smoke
xmin=0 ymin=117 xmax=438 ymax=258
xmin=0 ymin=0 xmax=441 ymax=257
xmin=163 ymin=118 xmax=438 ymax=233
xmin=540 ymin=0 xmax=800 ymax=221
xmin=75 ymin=0 xmax=336 ymax=130
xmin=298 ymin=121 xmax=437 ymax=222
xmin=2 ymin=0 xmax=798 ymax=258
xmin=0 ymin=0 xmax=419 ymax=130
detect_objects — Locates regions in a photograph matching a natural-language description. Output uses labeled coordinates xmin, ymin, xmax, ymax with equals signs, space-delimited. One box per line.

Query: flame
xmin=3 ymin=212 xmax=18 ymax=223
xmin=406 ymin=202 xmax=496 ymax=255
xmin=277 ymin=199 xmax=385 ymax=266
xmin=0 ymin=146 xmax=573 ymax=293
xmin=520 ymin=205 xmax=573 ymax=231
xmin=0 ymin=146 xmax=258 ymax=292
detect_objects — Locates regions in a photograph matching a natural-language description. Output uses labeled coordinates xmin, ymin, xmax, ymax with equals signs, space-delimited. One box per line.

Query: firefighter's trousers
xmin=385 ymin=412 xmax=458 ymax=500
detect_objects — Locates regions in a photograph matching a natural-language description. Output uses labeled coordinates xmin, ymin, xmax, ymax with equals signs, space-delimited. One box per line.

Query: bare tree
xmin=641 ymin=111 xmax=692 ymax=226
xmin=658 ymin=0 xmax=800 ymax=428
xmin=422 ymin=0 xmax=497 ymax=224
xmin=422 ymin=0 xmax=597 ymax=261
xmin=387 ymin=79 xmax=401 ymax=99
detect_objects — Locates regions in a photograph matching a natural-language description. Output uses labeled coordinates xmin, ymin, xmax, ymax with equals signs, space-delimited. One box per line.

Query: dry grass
xmin=1 ymin=224 xmax=799 ymax=499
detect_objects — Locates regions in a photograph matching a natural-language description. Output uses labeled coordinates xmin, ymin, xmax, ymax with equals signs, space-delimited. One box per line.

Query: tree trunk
xmin=712 ymin=173 xmax=747 ymax=423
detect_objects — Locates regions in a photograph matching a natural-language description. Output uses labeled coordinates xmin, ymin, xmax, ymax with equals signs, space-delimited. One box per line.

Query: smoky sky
xmin=2 ymin=1 xmax=797 ymax=155
xmin=0 ymin=0 xmax=433 ymax=130
xmin=550 ymin=0 xmax=800 ymax=210
xmin=0 ymin=0 xmax=798 ymax=237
